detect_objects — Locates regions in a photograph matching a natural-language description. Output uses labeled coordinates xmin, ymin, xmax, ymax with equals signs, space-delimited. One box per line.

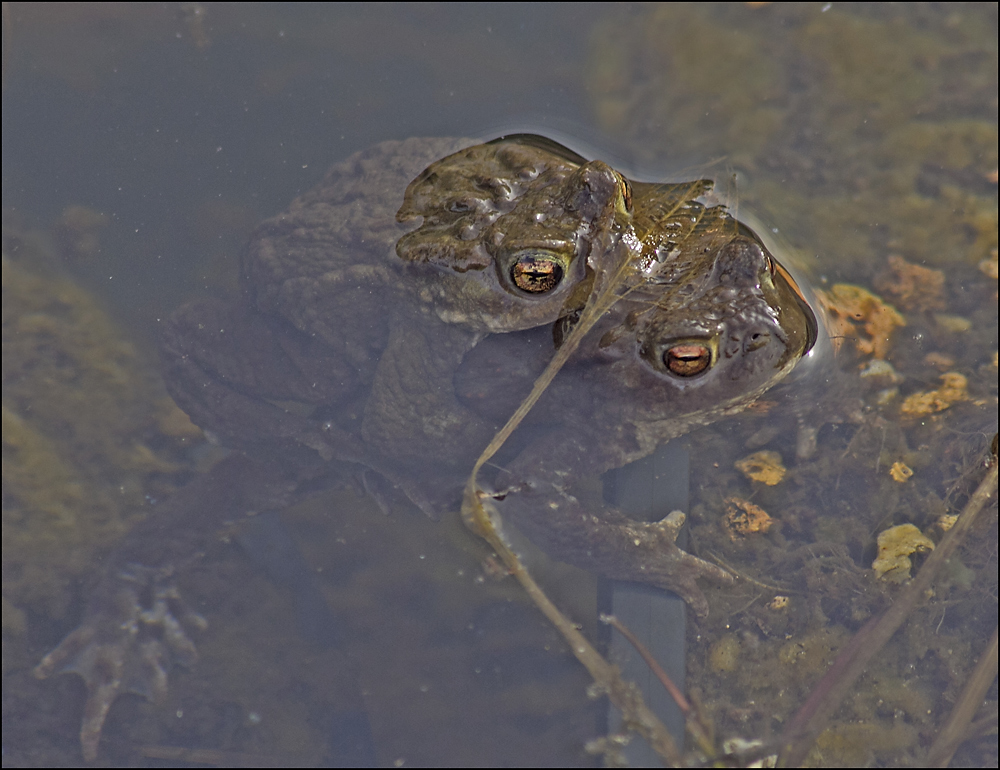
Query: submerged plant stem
xmin=460 ymin=188 xmax=711 ymax=764
xmin=777 ymin=460 xmax=998 ymax=767
xmin=467 ymin=492 xmax=683 ymax=765
xmin=926 ymin=623 xmax=999 ymax=767
xmin=601 ymin=612 xmax=717 ymax=758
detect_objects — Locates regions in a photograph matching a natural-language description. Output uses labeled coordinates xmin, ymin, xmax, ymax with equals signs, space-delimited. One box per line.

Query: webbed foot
xmin=500 ymin=476 xmax=734 ymax=618
xmin=34 ymin=564 xmax=206 ymax=762
xmin=632 ymin=510 xmax=734 ymax=618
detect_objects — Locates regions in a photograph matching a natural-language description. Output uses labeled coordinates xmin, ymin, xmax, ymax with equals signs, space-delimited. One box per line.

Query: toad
xmin=35 ymin=135 xmax=817 ymax=760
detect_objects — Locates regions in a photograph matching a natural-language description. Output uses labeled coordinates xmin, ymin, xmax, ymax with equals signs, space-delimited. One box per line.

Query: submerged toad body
xmin=36 ymin=135 xmax=817 ymax=759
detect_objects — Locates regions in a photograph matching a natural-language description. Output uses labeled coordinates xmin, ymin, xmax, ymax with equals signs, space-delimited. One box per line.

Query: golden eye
xmin=511 ymin=254 xmax=564 ymax=293
xmin=664 ymin=343 xmax=712 ymax=377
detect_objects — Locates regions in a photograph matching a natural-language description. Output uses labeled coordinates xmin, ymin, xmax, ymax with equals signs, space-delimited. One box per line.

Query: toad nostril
xmin=745 ymin=331 xmax=770 ymax=352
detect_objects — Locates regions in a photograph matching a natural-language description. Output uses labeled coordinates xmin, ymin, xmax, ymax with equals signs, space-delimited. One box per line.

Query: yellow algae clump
xmin=814 ymin=721 xmax=919 ymax=768
xmin=923 ymin=352 xmax=955 ymax=370
xmin=872 ymin=524 xmax=935 ymax=582
xmin=978 ymin=248 xmax=998 ymax=280
xmin=900 ymin=372 xmax=969 ymax=417
xmin=723 ymin=497 xmax=773 ymax=540
xmin=814 ymin=284 xmax=906 ymax=359
xmin=889 ymin=461 xmax=914 ymax=483
xmin=933 ymin=314 xmax=972 ymax=333
xmin=735 ymin=450 xmax=786 ymax=486
xmin=859 ymin=358 xmax=903 ymax=384
xmin=874 ymin=254 xmax=946 ymax=312
xmin=708 ymin=634 xmax=741 ymax=673
xmin=936 ymin=514 xmax=958 ymax=532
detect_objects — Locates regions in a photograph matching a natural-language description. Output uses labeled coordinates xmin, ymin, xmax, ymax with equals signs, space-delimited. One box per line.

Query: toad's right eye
xmin=510 ymin=252 xmax=565 ymax=293
xmin=663 ymin=343 xmax=712 ymax=377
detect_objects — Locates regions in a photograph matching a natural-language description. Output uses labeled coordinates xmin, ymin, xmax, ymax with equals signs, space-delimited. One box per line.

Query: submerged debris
xmin=815 ymin=284 xmax=906 ymax=359
xmin=978 ymin=248 xmax=998 ymax=280
xmin=934 ymin=313 xmax=972 ymax=333
xmin=859 ymin=358 xmax=903 ymax=384
xmin=874 ymin=254 xmax=946 ymax=312
xmin=723 ymin=497 xmax=774 ymax=540
xmin=889 ymin=461 xmax=914 ymax=483
xmin=923 ymin=352 xmax=956 ymax=370
xmin=735 ymin=450 xmax=786 ymax=486
xmin=900 ymin=372 xmax=969 ymax=416
xmin=872 ymin=523 xmax=935 ymax=582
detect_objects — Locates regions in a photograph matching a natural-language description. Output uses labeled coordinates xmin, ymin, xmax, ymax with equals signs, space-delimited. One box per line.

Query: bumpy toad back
xmin=35 ymin=135 xmax=817 ymax=761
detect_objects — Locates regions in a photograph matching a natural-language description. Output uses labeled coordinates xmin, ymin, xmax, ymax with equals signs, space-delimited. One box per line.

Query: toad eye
xmin=664 ymin=343 xmax=712 ymax=377
xmin=510 ymin=252 xmax=565 ymax=293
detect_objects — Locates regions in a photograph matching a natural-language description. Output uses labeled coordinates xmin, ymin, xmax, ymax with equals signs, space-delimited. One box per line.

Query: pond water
xmin=2 ymin=4 xmax=996 ymax=767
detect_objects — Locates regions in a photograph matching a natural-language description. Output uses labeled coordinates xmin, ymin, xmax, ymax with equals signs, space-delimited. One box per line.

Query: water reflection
xmin=3 ymin=4 xmax=996 ymax=767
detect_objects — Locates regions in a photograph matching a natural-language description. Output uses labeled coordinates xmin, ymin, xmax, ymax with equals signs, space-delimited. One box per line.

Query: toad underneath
xmin=36 ymin=135 xmax=817 ymax=760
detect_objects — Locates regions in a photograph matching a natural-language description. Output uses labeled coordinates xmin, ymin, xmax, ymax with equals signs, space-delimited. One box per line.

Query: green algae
xmin=811 ymin=719 xmax=920 ymax=768
xmin=589 ymin=4 xmax=998 ymax=276
xmin=2 ymin=249 xmax=190 ymax=621
xmin=589 ymin=5 xmax=786 ymax=168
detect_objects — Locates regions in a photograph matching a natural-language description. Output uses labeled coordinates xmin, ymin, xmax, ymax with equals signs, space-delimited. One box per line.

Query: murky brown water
xmin=3 ymin=4 xmax=996 ymax=767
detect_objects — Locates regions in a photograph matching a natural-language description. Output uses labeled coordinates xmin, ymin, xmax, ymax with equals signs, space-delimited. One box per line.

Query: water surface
xmin=3 ymin=4 xmax=996 ymax=766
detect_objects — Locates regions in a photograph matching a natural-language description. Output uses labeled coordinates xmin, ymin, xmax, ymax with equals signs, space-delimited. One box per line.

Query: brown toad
xmin=35 ymin=135 xmax=816 ymax=760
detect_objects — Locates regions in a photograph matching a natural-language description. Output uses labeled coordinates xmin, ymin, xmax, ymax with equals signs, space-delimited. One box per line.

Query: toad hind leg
xmin=34 ymin=453 xmax=299 ymax=761
xmin=34 ymin=564 xmax=206 ymax=762
xmin=498 ymin=475 xmax=733 ymax=618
